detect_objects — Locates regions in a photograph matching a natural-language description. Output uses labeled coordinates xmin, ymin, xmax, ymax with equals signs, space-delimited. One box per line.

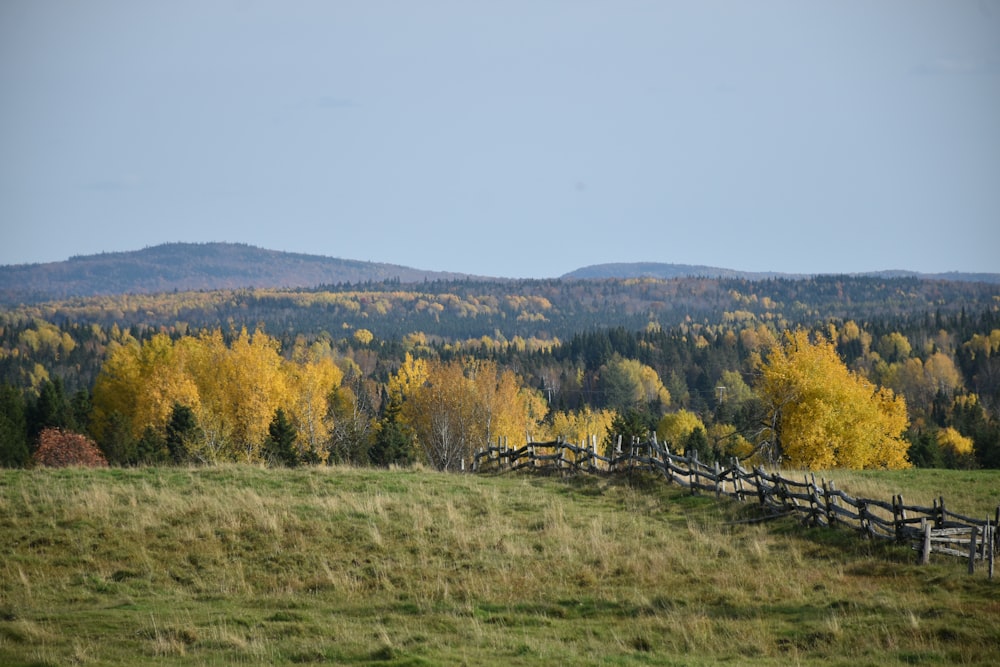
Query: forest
xmin=1 ymin=274 xmax=998 ymax=470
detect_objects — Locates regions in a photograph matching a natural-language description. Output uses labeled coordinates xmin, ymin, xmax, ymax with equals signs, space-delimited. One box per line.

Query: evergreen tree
xmin=683 ymin=426 xmax=711 ymax=461
xmin=100 ymin=410 xmax=138 ymax=466
xmin=263 ymin=407 xmax=299 ymax=467
xmin=906 ymin=430 xmax=944 ymax=468
xmin=165 ymin=403 xmax=200 ymax=464
xmin=369 ymin=395 xmax=413 ymax=467
xmin=0 ymin=385 xmax=29 ymax=467
xmin=603 ymin=408 xmax=656 ymax=457
xmin=27 ymin=378 xmax=73 ymax=443
xmin=69 ymin=389 xmax=92 ymax=436
xmin=136 ymin=426 xmax=169 ymax=465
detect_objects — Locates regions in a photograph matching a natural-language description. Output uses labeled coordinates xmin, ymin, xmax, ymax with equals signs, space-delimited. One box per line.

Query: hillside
xmin=0 ymin=243 xmax=478 ymax=303
xmin=2 ymin=465 xmax=997 ymax=666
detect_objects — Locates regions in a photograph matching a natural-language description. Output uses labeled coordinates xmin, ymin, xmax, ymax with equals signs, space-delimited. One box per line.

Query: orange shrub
xmin=33 ymin=428 xmax=108 ymax=468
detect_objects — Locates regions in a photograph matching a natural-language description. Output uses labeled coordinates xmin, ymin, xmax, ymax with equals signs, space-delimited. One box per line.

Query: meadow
xmin=1 ymin=465 xmax=998 ymax=666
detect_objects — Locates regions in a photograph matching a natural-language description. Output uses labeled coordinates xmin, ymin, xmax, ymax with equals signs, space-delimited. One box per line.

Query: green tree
xmin=136 ymin=425 xmax=169 ymax=465
xmin=28 ymin=377 xmax=73 ymax=442
xmin=683 ymin=426 xmax=710 ymax=461
xmin=906 ymin=430 xmax=944 ymax=468
xmin=262 ymin=407 xmax=299 ymax=467
xmin=599 ymin=355 xmax=670 ymax=412
xmin=603 ymin=409 xmax=656 ymax=457
xmin=0 ymin=385 xmax=29 ymax=467
xmin=100 ymin=410 xmax=138 ymax=466
xmin=369 ymin=394 xmax=414 ymax=467
xmin=165 ymin=403 xmax=201 ymax=464
xmin=665 ymin=370 xmax=691 ymax=409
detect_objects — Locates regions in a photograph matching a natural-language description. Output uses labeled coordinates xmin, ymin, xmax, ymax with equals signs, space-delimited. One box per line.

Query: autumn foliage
xmin=33 ymin=428 xmax=108 ymax=468
xmin=90 ymin=328 xmax=342 ymax=464
xmin=755 ymin=329 xmax=910 ymax=469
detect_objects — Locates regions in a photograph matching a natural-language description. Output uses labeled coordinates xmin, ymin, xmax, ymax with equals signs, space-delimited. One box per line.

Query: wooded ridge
xmin=2 ymin=242 xmax=997 ymax=304
xmin=0 ymin=243 xmax=480 ymax=303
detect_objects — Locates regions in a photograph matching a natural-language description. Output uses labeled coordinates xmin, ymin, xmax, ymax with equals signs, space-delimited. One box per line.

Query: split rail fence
xmin=473 ymin=436 xmax=999 ymax=579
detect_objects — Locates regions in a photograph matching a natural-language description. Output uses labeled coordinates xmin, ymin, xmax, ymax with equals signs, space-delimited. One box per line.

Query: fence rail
xmin=473 ymin=437 xmax=999 ymax=578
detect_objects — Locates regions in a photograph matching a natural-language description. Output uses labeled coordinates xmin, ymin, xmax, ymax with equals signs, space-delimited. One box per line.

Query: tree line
xmin=2 ymin=313 xmax=997 ymax=470
xmin=1 ymin=276 xmax=998 ymax=470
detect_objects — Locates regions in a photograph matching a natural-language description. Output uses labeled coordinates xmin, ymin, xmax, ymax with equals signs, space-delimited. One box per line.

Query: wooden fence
xmin=472 ymin=436 xmax=999 ymax=578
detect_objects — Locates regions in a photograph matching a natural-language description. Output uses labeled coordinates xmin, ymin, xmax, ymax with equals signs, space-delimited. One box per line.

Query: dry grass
xmin=1 ymin=465 xmax=998 ymax=666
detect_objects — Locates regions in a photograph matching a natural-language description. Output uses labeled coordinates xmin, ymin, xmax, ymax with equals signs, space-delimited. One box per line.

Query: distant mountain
xmin=0 ymin=243 xmax=477 ymax=303
xmin=3 ymin=247 xmax=997 ymax=305
xmin=560 ymin=263 xmax=802 ymax=281
xmin=562 ymin=262 xmax=1000 ymax=284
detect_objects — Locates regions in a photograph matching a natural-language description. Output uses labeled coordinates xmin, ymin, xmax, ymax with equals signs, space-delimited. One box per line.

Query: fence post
xmin=858 ymin=501 xmax=870 ymax=538
xmin=920 ymin=519 xmax=932 ymax=565
xmin=937 ymin=496 xmax=946 ymax=529
xmin=824 ymin=480 xmax=837 ymax=527
xmin=690 ymin=450 xmax=699 ymax=495
xmin=732 ymin=457 xmax=744 ymax=502
xmin=894 ymin=495 xmax=907 ymax=543
xmin=805 ymin=475 xmax=816 ymax=526
xmin=969 ymin=526 xmax=979 ymax=575
xmin=714 ymin=460 xmax=722 ymax=498
xmin=988 ymin=521 xmax=995 ymax=580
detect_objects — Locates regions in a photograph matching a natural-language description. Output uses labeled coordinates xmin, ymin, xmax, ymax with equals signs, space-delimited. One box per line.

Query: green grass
xmin=811 ymin=468 xmax=1000 ymax=520
xmin=1 ymin=465 xmax=998 ymax=666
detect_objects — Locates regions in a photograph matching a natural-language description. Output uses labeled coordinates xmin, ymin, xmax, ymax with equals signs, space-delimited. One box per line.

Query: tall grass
xmin=1 ymin=465 xmax=998 ymax=666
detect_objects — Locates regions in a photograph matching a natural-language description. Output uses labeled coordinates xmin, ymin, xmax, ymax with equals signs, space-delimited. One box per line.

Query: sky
xmin=2 ymin=1 xmax=998 ymax=279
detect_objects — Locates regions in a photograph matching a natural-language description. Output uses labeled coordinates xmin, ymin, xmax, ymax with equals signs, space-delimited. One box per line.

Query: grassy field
xmin=1 ymin=465 xmax=998 ymax=666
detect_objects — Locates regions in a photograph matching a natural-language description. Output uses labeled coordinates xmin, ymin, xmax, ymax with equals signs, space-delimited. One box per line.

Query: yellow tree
xmin=936 ymin=427 xmax=974 ymax=459
xmin=884 ymin=352 xmax=963 ymax=415
xmin=550 ymin=407 xmax=616 ymax=447
xmin=91 ymin=333 xmax=201 ymax=443
xmin=93 ymin=327 xmax=326 ymax=464
xmin=213 ymin=328 xmax=288 ymax=462
xmin=656 ymin=409 xmax=705 ymax=448
xmin=755 ymin=329 xmax=910 ymax=469
xmin=396 ymin=357 xmax=544 ymax=470
xmin=91 ymin=338 xmax=142 ymax=444
xmin=175 ymin=328 xmax=289 ymax=463
xmin=388 ymin=353 xmax=429 ymax=403
xmin=285 ymin=339 xmax=343 ymax=462
xmin=468 ymin=359 xmax=545 ymax=449
xmin=182 ymin=330 xmax=234 ymax=460
xmin=400 ymin=359 xmax=477 ymax=470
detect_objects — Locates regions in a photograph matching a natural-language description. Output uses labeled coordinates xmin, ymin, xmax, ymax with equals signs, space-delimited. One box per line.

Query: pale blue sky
xmin=2 ymin=1 xmax=998 ymax=277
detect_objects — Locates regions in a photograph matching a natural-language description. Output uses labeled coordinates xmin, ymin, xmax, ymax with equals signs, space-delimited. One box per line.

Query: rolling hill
xmin=0 ymin=243 xmax=477 ymax=303
xmin=2 ymin=243 xmax=997 ymax=305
